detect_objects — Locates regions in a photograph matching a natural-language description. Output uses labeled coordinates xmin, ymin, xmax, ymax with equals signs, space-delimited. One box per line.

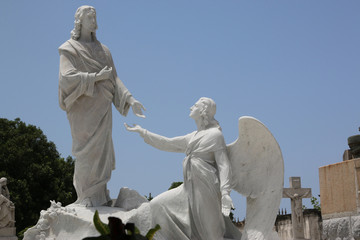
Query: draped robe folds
xmin=142 ymin=127 xmax=242 ymax=240
xmin=58 ymin=39 xmax=132 ymax=206
xmin=0 ymin=195 xmax=15 ymax=228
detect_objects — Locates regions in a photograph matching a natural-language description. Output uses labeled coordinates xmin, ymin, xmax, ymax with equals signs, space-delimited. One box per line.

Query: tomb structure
xmin=320 ymin=128 xmax=360 ymax=239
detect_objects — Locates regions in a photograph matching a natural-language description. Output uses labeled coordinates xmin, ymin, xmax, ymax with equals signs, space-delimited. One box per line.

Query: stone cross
xmin=283 ymin=177 xmax=312 ymax=240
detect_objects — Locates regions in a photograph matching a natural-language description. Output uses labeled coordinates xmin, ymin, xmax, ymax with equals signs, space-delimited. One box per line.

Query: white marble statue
xmin=125 ymin=97 xmax=284 ymax=240
xmin=58 ymin=5 xmax=145 ymax=207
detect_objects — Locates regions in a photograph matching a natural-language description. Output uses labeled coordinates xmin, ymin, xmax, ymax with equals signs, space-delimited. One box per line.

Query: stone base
xmin=0 ymin=227 xmax=17 ymax=239
xmin=323 ymin=215 xmax=360 ymax=240
xmin=23 ymin=203 xmax=152 ymax=240
xmin=23 ymin=187 xmax=247 ymax=240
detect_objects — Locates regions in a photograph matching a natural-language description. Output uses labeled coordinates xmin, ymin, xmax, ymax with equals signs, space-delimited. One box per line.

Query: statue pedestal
xmin=0 ymin=227 xmax=17 ymax=240
xmin=23 ymin=202 xmax=152 ymax=240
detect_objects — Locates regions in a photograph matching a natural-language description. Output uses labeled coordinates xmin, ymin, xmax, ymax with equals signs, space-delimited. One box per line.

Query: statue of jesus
xmin=58 ymin=5 xmax=145 ymax=207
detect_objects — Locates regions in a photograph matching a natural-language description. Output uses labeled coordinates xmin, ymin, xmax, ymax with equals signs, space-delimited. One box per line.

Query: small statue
xmin=0 ymin=178 xmax=15 ymax=228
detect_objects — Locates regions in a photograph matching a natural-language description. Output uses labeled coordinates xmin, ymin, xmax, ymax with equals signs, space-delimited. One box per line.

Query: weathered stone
xmin=0 ymin=178 xmax=16 ymax=240
xmin=0 ymin=228 xmax=15 ymax=236
xmin=0 ymin=237 xmax=17 ymax=240
xmin=283 ymin=177 xmax=311 ymax=239
xmin=352 ymin=217 xmax=360 ymax=239
xmin=336 ymin=218 xmax=350 ymax=238
xmin=113 ymin=187 xmax=148 ymax=210
xmin=348 ymin=135 xmax=360 ymax=158
xmin=276 ymin=209 xmax=322 ymax=240
xmin=319 ymin=159 xmax=360 ymax=218
xmin=343 ymin=150 xmax=352 ymax=161
xmin=321 ymin=215 xmax=360 ymax=240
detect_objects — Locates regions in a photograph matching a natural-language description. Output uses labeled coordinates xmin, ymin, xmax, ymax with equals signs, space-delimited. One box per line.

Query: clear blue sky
xmin=1 ymin=1 xmax=359 ymax=220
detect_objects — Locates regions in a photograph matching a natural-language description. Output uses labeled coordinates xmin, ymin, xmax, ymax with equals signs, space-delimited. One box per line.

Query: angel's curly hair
xmin=71 ymin=5 xmax=98 ymax=41
xmin=199 ymin=97 xmax=221 ymax=130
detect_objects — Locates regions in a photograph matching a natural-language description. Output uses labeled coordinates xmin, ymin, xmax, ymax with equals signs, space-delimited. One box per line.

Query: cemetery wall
xmin=275 ymin=209 xmax=322 ymax=240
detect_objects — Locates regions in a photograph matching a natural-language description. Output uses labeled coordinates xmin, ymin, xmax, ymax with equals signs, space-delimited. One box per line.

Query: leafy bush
xmin=83 ymin=210 xmax=160 ymax=240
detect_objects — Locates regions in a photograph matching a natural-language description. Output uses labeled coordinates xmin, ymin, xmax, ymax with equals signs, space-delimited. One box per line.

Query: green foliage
xmin=94 ymin=210 xmax=110 ymax=235
xmin=311 ymin=196 xmax=321 ymax=211
xmin=83 ymin=210 xmax=160 ymax=240
xmin=144 ymin=193 xmax=153 ymax=201
xmin=168 ymin=181 xmax=183 ymax=190
xmin=17 ymin=226 xmax=33 ymax=239
xmin=0 ymin=118 xmax=76 ymax=233
xmin=302 ymin=195 xmax=321 ymax=211
xmin=145 ymin=224 xmax=161 ymax=240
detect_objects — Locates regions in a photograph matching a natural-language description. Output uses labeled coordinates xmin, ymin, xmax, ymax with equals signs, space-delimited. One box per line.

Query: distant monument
xmin=282 ymin=177 xmax=312 ymax=240
xmin=0 ymin=178 xmax=17 ymax=240
xmin=320 ymin=128 xmax=360 ymax=239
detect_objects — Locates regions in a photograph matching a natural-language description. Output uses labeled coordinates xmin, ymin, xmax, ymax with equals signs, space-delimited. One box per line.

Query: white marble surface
xmin=23 ymin=200 xmax=152 ymax=240
xmin=113 ymin=187 xmax=148 ymax=210
xmin=58 ymin=5 xmax=145 ymax=207
xmin=323 ymin=215 xmax=360 ymax=240
xmin=0 ymin=178 xmax=16 ymax=239
xmin=125 ymin=97 xmax=238 ymax=240
xmin=228 ymin=116 xmax=284 ymax=240
xmin=125 ymin=98 xmax=284 ymax=240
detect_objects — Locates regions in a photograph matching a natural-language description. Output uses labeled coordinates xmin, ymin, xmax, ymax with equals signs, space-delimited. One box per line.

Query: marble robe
xmin=0 ymin=195 xmax=15 ymax=228
xmin=58 ymin=39 xmax=132 ymax=206
xmin=142 ymin=127 xmax=242 ymax=240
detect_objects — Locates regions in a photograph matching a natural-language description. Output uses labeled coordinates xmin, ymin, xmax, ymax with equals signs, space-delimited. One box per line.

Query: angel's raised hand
xmin=124 ymin=123 xmax=141 ymax=132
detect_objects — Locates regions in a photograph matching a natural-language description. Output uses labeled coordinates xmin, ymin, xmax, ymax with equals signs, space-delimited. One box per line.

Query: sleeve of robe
xmin=58 ymin=47 xmax=97 ymax=111
xmin=102 ymin=46 xmax=132 ymax=116
xmin=142 ymin=130 xmax=193 ymax=153
xmin=214 ymin=149 xmax=232 ymax=196
xmin=59 ymin=42 xmax=133 ymax=116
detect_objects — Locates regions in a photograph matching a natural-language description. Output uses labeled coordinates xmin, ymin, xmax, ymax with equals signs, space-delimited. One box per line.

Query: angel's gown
xmin=141 ymin=127 xmax=242 ymax=240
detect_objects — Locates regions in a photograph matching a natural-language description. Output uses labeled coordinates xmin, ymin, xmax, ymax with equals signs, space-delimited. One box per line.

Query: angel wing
xmin=227 ymin=116 xmax=284 ymax=240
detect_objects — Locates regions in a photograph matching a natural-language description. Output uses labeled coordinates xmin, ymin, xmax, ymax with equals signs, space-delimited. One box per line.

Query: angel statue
xmin=125 ymin=97 xmax=284 ymax=240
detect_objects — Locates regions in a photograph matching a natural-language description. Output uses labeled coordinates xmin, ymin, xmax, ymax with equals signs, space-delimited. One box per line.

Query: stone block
xmin=0 ymin=237 xmax=17 ymax=240
xmin=343 ymin=149 xmax=352 ymax=161
xmin=319 ymin=159 xmax=360 ymax=217
xmin=0 ymin=227 xmax=16 ymax=237
xmin=322 ymin=215 xmax=360 ymax=240
xmin=113 ymin=187 xmax=148 ymax=211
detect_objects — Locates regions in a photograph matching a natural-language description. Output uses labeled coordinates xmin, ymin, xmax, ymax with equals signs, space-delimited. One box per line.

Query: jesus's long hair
xmin=71 ymin=5 xmax=98 ymax=41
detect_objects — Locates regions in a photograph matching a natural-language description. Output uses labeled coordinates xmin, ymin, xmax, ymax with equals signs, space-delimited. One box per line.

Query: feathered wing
xmin=227 ymin=116 xmax=284 ymax=240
